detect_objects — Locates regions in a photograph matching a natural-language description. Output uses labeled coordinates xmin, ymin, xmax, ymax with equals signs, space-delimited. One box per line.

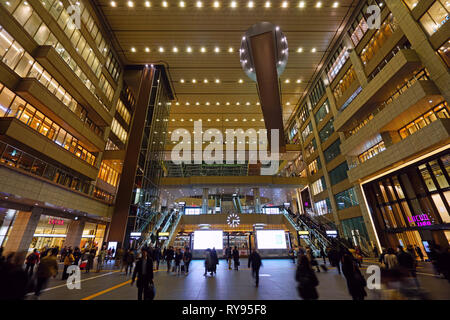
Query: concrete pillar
xmin=305 ymin=96 xmax=342 ymax=235
xmin=64 ymin=219 xmax=86 ymax=249
xmin=296 ymin=188 xmax=304 ymax=215
xmin=253 ymin=188 xmax=261 ymax=213
xmin=3 ymin=208 xmax=42 ymax=255
xmin=385 ymin=0 xmax=450 ymax=103
xmin=202 ymin=188 xmax=209 ymax=214
xmin=354 ymin=184 xmax=382 ymax=251
xmin=0 ymin=209 xmax=17 ymax=247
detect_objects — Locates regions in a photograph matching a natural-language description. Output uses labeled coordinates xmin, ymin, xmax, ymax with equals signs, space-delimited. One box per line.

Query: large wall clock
xmin=227 ymin=213 xmax=240 ymax=227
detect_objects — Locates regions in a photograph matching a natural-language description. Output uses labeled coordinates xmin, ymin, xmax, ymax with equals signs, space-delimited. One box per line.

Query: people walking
xmin=25 ymin=249 xmax=40 ymax=277
xmin=319 ymin=247 xmax=327 ymax=265
xmin=73 ymin=247 xmax=82 ymax=266
xmin=153 ymin=246 xmax=161 ymax=271
xmin=306 ymin=247 xmax=320 ymax=272
xmin=125 ymin=249 xmax=135 ymax=276
xmin=295 ymin=255 xmax=319 ymax=300
xmin=415 ymin=245 xmax=424 ymax=262
xmin=86 ymin=249 xmax=95 ymax=273
xmin=96 ymin=247 xmax=106 ymax=273
xmin=232 ymin=246 xmax=240 ymax=271
xmin=342 ymin=251 xmax=367 ymax=300
xmin=62 ymin=249 xmax=74 ymax=280
xmin=131 ymin=249 xmax=154 ymax=300
xmin=34 ymin=248 xmax=58 ymax=299
xmin=225 ymin=246 xmax=232 ymax=270
xmin=174 ymin=248 xmax=183 ymax=275
xmin=183 ymin=247 xmax=192 ymax=274
xmin=248 ymin=249 xmax=262 ymax=287
xmin=204 ymin=249 xmax=213 ymax=276
xmin=383 ymin=248 xmax=399 ymax=270
xmin=328 ymin=246 xmax=342 ymax=274
xmin=165 ymin=246 xmax=174 ymax=273
xmin=211 ymin=247 xmax=219 ymax=275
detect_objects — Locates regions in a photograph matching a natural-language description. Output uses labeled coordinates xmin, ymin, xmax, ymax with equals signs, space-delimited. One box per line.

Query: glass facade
xmin=301 ymin=122 xmax=313 ymax=141
xmin=335 ymin=188 xmax=359 ymax=210
xmin=333 ymin=66 xmax=357 ymax=100
xmin=312 ymin=176 xmax=326 ymax=195
xmin=362 ymin=150 xmax=450 ymax=249
xmin=329 ymin=161 xmax=349 ymax=186
xmin=314 ymin=100 xmax=330 ymax=124
xmin=314 ymin=198 xmax=332 ymax=216
xmin=323 ymin=138 xmax=341 ymax=163
xmin=318 ymin=118 xmax=335 ymax=143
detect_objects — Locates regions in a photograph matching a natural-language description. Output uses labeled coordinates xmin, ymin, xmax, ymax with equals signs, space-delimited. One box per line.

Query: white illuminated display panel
xmin=256 ymin=230 xmax=287 ymax=249
xmin=193 ymin=230 xmax=223 ymax=250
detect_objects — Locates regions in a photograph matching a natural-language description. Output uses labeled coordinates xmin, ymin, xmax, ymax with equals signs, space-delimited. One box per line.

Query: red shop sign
xmin=48 ymin=218 xmax=64 ymax=225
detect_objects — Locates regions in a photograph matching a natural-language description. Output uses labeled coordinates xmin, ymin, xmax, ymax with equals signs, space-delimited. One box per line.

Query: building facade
xmin=285 ymin=0 xmax=449 ymax=253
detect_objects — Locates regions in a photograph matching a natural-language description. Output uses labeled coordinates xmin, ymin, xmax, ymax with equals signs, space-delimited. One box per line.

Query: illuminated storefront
xmin=362 ymin=150 xmax=450 ymax=255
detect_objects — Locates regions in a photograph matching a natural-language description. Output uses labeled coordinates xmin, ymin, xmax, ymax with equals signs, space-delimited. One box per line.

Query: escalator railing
xmin=283 ymin=213 xmax=321 ymax=253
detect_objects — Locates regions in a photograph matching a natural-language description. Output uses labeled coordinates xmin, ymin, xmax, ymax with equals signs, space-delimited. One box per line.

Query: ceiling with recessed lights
xmin=92 ymin=0 xmax=359 ymax=130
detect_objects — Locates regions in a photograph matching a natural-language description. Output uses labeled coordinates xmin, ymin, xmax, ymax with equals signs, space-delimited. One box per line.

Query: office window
xmin=323 ymin=139 xmax=341 ymax=163
xmin=302 ymin=122 xmax=313 ymax=141
xmin=326 ymin=44 xmax=350 ymax=83
xmin=309 ymin=79 xmax=326 ymax=108
xmin=315 ymin=100 xmax=330 ymax=124
xmin=305 ymin=138 xmax=317 ymax=158
xmin=335 ymin=188 xmax=359 ymax=210
xmin=329 ymin=162 xmax=349 ymax=185
xmin=419 ymin=1 xmax=449 ymax=36
xmin=308 ymin=158 xmax=322 ymax=175
xmin=314 ymin=199 xmax=332 ymax=216
xmin=319 ymin=118 xmax=335 ymax=143
xmin=312 ymin=176 xmax=326 ymax=195
xmin=333 ymin=67 xmax=357 ymax=100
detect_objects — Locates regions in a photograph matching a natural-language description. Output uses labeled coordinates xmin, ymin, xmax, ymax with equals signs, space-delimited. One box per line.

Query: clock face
xmin=227 ymin=214 xmax=240 ymax=227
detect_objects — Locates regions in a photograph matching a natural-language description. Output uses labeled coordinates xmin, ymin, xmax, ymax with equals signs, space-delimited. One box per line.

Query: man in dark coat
xmin=153 ymin=246 xmax=161 ymax=271
xmin=232 ymin=246 xmax=240 ymax=270
xmin=131 ymin=249 xmax=154 ymax=300
xmin=296 ymin=255 xmax=319 ymax=300
xmin=165 ymin=246 xmax=174 ymax=273
xmin=342 ymin=252 xmax=366 ymax=300
xmin=211 ymin=247 xmax=219 ymax=275
xmin=248 ymin=249 xmax=262 ymax=287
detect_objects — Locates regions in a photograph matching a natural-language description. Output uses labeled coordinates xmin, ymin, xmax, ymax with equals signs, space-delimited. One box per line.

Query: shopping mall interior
xmin=0 ymin=0 xmax=449 ymax=301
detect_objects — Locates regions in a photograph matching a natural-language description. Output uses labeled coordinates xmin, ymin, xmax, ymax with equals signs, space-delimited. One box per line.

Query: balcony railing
xmin=0 ymin=140 xmax=115 ymax=204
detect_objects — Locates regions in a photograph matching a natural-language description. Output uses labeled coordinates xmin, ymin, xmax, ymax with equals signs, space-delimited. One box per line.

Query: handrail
xmin=166 ymin=214 xmax=183 ymax=248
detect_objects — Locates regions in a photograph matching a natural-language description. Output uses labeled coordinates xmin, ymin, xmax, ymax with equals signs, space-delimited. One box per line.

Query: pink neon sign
xmin=407 ymin=214 xmax=431 ymax=227
xmin=48 ymin=218 xmax=64 ymax=225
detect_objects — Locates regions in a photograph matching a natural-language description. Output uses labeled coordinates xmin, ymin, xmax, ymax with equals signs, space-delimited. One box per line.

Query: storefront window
xmin=335 ymin=188 xmax=359 ymax=210
xmin=329 ymin=162 xmax=349 ymax=185
xmin=314 ymin=100 xmax=330 ymax=124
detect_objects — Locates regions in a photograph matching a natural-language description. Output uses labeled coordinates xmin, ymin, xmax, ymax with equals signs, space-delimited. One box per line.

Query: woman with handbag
xmin=342 ymin=252 xmax=367 ymax=300
xmin=295 ymin=255 xmax=319 ymax=300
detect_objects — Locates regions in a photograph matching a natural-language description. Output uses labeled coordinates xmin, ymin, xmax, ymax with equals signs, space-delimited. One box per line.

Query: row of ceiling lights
xmin=114 ymin=1 xmax=338 ymax=8
xmin=130 ymin=46 xmax=317 ymax=53
xmin=178 ymin=78 xmax=302 ymax=84
xmin=171 ymin=101 xmax=293 ymax=106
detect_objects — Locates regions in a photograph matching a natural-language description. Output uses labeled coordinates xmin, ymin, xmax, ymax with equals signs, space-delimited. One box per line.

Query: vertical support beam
xmin=385 ymin=0 xmax=450 ymax=103
xmin=64 ymin=219 xmax=86 ymax=249
xmin=305 ymin=96 xmax=342 ymax=235
xmin=253 ymin=188 xmax=261 ymax=213
xmin=108 ymin=67 xmax=155 ymax=246
xmin=202 ymin=188 xmax=209 ymax=214
xmin=343 ymin=34 xmax=369 ymax=89
xmin=3 ymin=208 xmax=42 ymax=256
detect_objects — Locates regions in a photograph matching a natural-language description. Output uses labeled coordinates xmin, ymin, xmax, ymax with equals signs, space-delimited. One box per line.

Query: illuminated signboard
xmin=48 ymin=218 xmax=64 ymax=225
xmin=298 ymin=230 xmax=309 ymax=239
xmin=158 ymin=232 xmax=169 ymax=240
xmin=407 ymin=214 xmax=431 ymax=227
xmin=326 ymin=230 xmax=338 ymax=238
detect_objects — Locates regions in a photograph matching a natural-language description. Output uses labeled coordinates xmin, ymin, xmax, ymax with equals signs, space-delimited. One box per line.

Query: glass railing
xmin=0 ymin=140 xmax=114 ymax=203
xmin=367 ymin=42 xmax=412 ymax=81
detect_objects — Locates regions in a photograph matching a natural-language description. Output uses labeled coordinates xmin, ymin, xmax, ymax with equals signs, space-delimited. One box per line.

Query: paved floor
xmin=32 ymin=258 xmax=450 ymax=300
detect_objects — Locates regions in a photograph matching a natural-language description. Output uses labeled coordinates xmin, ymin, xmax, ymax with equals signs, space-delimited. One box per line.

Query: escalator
xmin=232 ymin=196 xmax=242 ymax=213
